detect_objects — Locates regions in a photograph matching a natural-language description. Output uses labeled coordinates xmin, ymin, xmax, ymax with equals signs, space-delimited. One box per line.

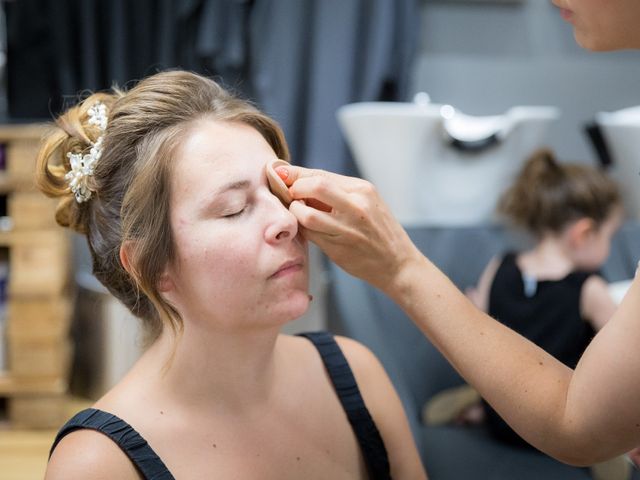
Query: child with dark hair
xmin=472 ymin=148 xmax=622 ymax=380
xmin=464 ymin=148 xmax=629 ymax=478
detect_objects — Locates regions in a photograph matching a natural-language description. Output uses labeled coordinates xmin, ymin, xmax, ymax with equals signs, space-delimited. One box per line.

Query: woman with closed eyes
xmin=39 ymin=70 xmax=426 ymax=480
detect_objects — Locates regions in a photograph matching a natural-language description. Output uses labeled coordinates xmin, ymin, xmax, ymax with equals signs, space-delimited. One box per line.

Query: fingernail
xmin=275 ymin=166 xmax=289 ymax=180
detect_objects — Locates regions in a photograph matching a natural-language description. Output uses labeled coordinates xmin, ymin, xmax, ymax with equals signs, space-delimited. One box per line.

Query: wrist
xmin=383 ymin=243 xmax=429 ymax=302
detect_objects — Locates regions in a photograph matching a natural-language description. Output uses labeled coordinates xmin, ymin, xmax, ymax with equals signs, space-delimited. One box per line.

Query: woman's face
xmin=162 ymin=119 xmax=309 ymax=331
xmin=552 ymin=0 xmax=640 ymax=51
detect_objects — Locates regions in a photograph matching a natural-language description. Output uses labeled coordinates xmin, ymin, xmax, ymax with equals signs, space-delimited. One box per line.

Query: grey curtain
xmin=7 ymin=0 xmax=419 ymax=173
xmin=249 ymin=0 xmax=419 ymax=174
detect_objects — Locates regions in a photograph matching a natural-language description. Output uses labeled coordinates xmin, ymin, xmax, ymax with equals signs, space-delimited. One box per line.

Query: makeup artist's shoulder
xmin=46 ymin=429 xmax=141 ymax=480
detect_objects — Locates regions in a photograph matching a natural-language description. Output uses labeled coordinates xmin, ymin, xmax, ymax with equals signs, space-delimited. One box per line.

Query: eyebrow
xmin=214 ymin=179 xmax=251 ymax=196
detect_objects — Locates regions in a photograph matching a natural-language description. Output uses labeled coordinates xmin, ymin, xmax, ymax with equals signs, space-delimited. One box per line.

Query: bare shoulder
xmin=46 ymin=429 xmax=141 ymax=480
xmin=580 ymin=274 xmax=617 ymax=331
xmin=285 ymin=333 xmax=385 ymax=387
xmin=334 ymin=335 xmax=428 ymax=478
xmin=581 ymin=274 xmax=611 ymax=304
xmin=334 ymin=335 xmax=382 ymax=375
xmin=332 ymin=335 xmax=393 ymax=416
xmin=582 ymin=273 xmax=610 ymax=293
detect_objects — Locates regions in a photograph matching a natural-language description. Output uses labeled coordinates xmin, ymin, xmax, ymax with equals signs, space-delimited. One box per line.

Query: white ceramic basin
xmin=594 ymin=106 xmax=640 ymax=220
xmin=337 ymin=98 xmax=560 ymax=226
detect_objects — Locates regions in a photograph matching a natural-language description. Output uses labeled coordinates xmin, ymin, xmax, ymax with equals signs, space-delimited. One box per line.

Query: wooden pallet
xmin=0 ymin=123 xmax=73 ymax=429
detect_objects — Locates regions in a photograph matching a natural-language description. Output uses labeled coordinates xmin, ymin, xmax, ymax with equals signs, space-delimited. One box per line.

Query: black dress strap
xmin=50 ymin=408 xmax=174 ymax=480
xmin=298 ymin=331 xmax=392 ymax=480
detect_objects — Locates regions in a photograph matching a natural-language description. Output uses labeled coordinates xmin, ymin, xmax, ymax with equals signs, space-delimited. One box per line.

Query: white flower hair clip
xmin=65 ymin=101 xmax=108 ymax=203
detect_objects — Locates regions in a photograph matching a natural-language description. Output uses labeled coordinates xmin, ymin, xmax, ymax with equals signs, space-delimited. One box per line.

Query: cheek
xmin=172 ymin=217 xmax=264 ymax=293
xmin=214 ymin=249 xmax=256 ymax=281
xmin=587 ymin=240 xmax=609 ymax=265
xmin=187 ymin=238 xmax=251 ymax=273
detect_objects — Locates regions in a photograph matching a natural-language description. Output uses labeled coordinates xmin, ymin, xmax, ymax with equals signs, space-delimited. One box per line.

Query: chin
xmin=272 ymin=291 xmax=311 ymax=325
xmin=574 ymin=30 xmax=626 ymax=52
xmin=288 ymin=293 xmax=312 ymax=319
xmin=574 ymin=32 xmax=601 ymax=51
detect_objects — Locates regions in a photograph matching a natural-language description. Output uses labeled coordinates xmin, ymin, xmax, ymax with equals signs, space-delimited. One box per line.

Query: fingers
xmin=288 ymin=175 xmax=348 ymax=213
xmin=291 ymin=175 xmax=377 ymax=218
xmin=275 ymin=164 xmax=378 ymax=217
xmin=303 ymin=197 xmax=333 ymax=213
xmin=275 ymin=164 xmax=329 ymax=187
xmin=275 ymin=164 xmax=361 ymax=191
xmin=301 ymin=228 xmax=341 ymax=258
xmin=289 ymin=200 xmax=341 ymax=235
xmin=274 ymin=165 xmax=338 ymax=212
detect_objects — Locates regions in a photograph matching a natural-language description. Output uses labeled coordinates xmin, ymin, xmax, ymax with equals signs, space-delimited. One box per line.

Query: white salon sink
xmin=592 ymin=106 xmax=640 ymax=220
xmin=337 ymin=96 xmax=560 ymax=226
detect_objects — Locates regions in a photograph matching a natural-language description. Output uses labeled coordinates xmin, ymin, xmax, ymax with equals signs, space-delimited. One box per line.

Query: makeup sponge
xmin=266 ymin=159 xmax=293 ymax=207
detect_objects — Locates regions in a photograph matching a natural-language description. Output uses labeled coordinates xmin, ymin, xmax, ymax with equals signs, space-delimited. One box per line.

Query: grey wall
xmin=412 ymin=0 xmax=640 ymax=164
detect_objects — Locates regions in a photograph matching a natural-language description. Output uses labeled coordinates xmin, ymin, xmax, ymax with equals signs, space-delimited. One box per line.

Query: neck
xmin=140 ymin=322 xmax=284 ymax=414
xmin=520 ymin=234 xmax=575 ymax=278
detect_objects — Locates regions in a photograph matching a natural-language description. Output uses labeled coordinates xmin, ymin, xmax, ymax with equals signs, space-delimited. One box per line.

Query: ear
xmin=119 ymin=241 xmax=134 ymax=275
xmin=566 ymin=217 xmax=597 ymax=248
xmin=120 ymin=242 xmax=175 ymax=293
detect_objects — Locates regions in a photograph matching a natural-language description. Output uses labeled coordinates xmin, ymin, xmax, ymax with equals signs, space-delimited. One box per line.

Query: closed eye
xmin=222 ymin=207 xmax=246 ymax=219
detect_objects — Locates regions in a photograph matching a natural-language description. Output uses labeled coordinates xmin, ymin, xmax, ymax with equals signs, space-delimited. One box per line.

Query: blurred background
xmin=2 ymin=1 xmax=640 ymax=478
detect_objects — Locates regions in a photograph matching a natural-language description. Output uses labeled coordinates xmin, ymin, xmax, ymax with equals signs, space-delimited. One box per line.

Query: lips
xmin=271 ymin=258 xmax=304 ymax=278
xmin=550 ymin=1 xmax=573 ymax=21
xmin=558 ymin=8 xmax=573 ymax=21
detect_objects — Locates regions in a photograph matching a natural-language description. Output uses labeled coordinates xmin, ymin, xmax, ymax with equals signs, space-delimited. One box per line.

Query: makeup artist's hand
xmin=276 ymin=164 xmax=423 ymax=292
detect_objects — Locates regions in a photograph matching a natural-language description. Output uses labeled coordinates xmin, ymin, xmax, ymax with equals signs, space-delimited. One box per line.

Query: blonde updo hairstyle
xmin=36 ymin=70 xmax=289 ymax=344
xmin=498 ymin=148 xmax=621 ymax=238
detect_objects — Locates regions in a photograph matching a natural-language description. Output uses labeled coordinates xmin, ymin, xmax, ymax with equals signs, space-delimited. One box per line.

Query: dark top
xmin=50 ymin=331 xmax=391 ymax=480
xmin=483 ymin=252 xmax=597 ymax=447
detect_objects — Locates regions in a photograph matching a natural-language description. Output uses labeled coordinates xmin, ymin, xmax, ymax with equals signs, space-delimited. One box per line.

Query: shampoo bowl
xmin=587 ymin=106 xmax=640 ymax=220
xmin=337 ymin=98 xmax=559 ymax=226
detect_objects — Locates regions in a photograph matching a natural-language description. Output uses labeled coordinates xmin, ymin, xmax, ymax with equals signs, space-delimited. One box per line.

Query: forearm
xmin=386 ymin=254 xmax=599 ymax=463
xmin=282 ymin=166 xmax=640 ymax=462
xmin=564 ymin=277 xmax=640 ymax=462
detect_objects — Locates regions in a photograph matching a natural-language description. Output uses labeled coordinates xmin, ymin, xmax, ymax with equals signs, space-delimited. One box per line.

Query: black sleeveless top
xmin=50 ymin=332 xmax=391 ymax=480
xmin=483 ymin=253 xmax=597 ymax=446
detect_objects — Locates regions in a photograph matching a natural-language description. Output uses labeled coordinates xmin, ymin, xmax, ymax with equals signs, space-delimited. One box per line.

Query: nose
xmin=264 ymin=190 xmax=298 ymax=243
